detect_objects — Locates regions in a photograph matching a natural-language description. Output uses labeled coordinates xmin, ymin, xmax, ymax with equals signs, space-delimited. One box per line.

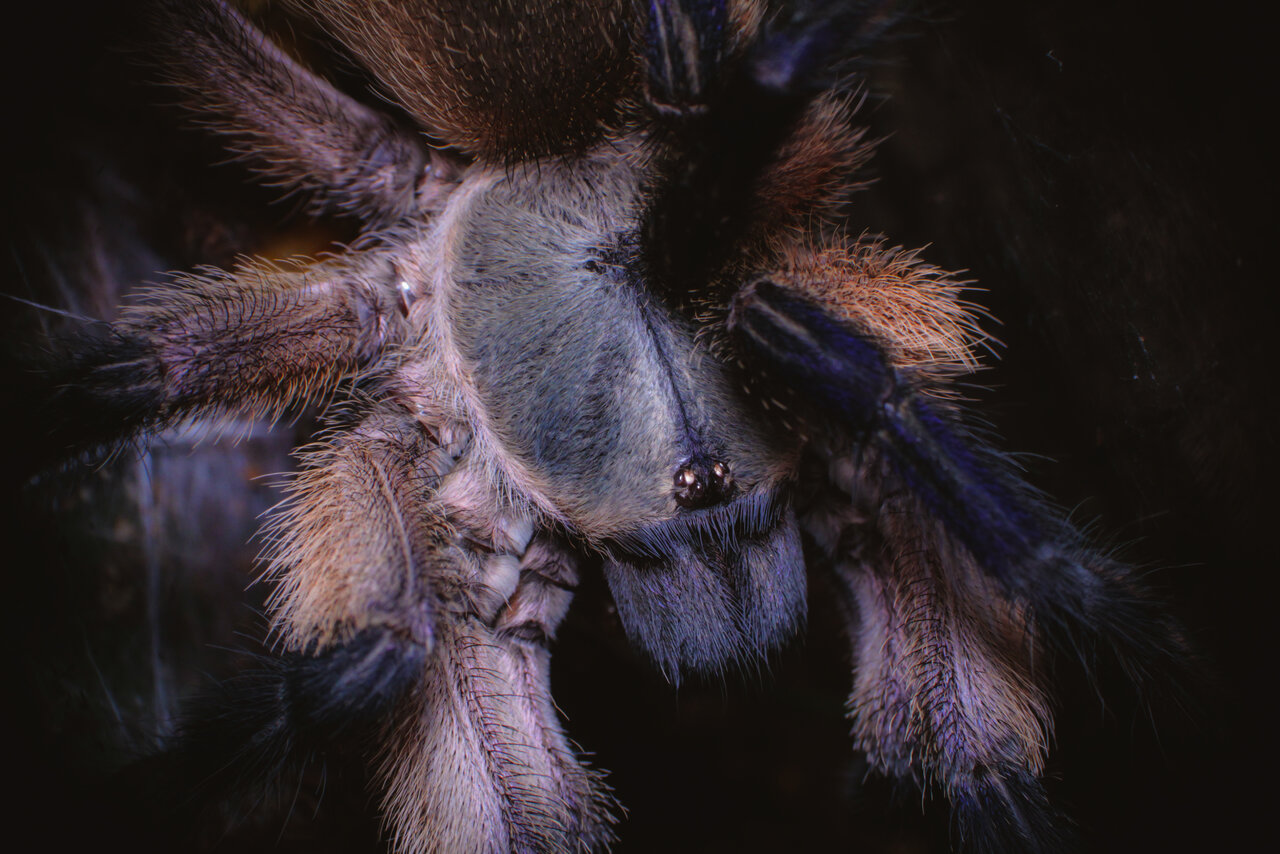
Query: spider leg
xmin=155 ymin=0 xmax=456 ymax=222
xmin=379 ymin=533 xmax=616 ymax=854
xmin=34 ymin=251 xmax=410 ymax=466
xmin=138 ymin=548 xmax=613 ymax=853
xmin=822 ymin=456 xmax=1063 ymax=851
xmin=117 ymin=627 xmax=427 ymax=845
xmin=264 ymin=407 xmax=450 ymax=653
xmin=728 ymin=277 xmax=1189 ymax=849
xmin=150 ymin=537 xmax=614 ymax=853
xmin=729 ymin=277 xmax=1187 ymax=677
xmin=265 ymin=406 xmax=614 ymax=852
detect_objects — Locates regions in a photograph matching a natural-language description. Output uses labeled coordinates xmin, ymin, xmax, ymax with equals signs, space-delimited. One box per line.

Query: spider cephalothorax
xmin=24 ymin=1 xmax=1190 ymax=851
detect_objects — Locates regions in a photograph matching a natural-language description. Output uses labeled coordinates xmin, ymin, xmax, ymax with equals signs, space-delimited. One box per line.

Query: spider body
xmin=14 ymin=1 xmax=1193 ymax=852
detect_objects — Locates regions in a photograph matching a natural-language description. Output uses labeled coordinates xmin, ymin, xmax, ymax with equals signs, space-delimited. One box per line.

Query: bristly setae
xmin=26 ymin=1 xmax=1192 ymax=851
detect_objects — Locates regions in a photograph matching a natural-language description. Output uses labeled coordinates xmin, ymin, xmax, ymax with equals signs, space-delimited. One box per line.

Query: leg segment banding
xmin=730 ymin=277 xmax=1189 ymax=682
xmin=38 ymin=252 xmax=408 ymax=462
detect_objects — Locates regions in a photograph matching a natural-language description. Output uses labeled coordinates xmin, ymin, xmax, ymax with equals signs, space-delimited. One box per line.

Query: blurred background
xmin=2 ymin=1 xmax=1272 ymax=850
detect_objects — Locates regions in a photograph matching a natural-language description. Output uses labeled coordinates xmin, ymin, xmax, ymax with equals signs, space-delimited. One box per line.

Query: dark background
xmin=2 ymin=1 xmax=1273 ymax=851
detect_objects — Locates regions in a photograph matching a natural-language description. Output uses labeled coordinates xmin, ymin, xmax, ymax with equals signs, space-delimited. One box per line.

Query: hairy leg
xmin=37 ymin=250 xmax=410 ymax=462
xmin=139 ymin=540 xmax=611 ymax=853
xmin=149 ymin=539 xmax=614 ymax=854
xmin=154 ymin=627 xmax=427 ymax=792
xmin=265 ymin=406 xmax=461 ymax=653
xmin=154 ymin=0 xmax=458 ymax=222
xmin=729 ymin=272 xmax=1192 ymax=849
xmin=379 ymin=535 xmax=615 ymax=854
xmin=268 ymin=406 xmax=615 ymax=852
xmin=807 ymin=454 xmax=1060 ymax=851
xmin=729 ymin=276 xmax=1189 ymax=679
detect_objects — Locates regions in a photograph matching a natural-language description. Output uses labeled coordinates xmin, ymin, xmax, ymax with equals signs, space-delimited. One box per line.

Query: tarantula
xmin=21 ymin=0 xmax=1189 ymax=851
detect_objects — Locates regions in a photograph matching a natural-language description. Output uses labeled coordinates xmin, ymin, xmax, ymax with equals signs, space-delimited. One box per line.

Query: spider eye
xmin=673 ymin=458 xmax=733 ymax=509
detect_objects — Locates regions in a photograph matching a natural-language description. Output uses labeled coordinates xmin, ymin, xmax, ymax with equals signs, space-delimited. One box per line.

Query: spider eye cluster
xmin=673 ymin=457 xmax=734 ymax=509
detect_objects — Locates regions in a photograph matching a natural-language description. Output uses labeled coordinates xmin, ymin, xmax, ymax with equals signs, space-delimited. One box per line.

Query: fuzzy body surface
xmin=11 ymin=2 xmax=1195 ymax=853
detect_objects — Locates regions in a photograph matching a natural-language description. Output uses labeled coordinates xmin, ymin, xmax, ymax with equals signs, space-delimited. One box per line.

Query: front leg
xmin=134 ymin=547 xmax=611 ymax=853
xmin=268 ymin=405 xmax=615 ymax=852
xmin=728 ymin=272 xmax=1189 ymax=679
xmin=35 ymin=250 xmax=410 ymax=466
xmin=822 ymin=455 xmax=1061 ymax=851
xmin=136 ymin=404 xmax=613 ymax=852
xmin=726 ymin=254 xmax=1190 ymax=849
